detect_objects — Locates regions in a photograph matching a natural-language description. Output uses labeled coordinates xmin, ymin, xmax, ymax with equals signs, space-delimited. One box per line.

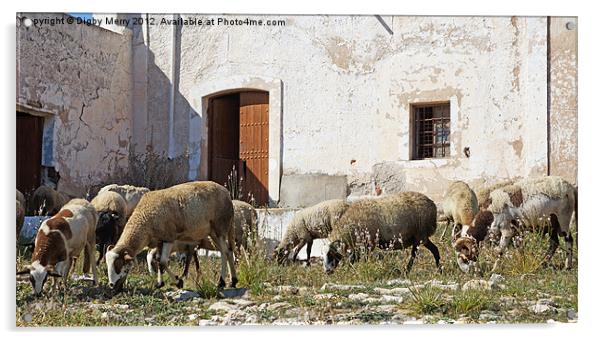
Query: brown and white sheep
xmin=105 ymin=181 xmax=237 ymax=291
xmin=273 ymin=199 xmax=349 ymax=265
xmin=29 ymin=186 xmax=69 ymax=216
xmin=98 ymin=184 xmax=150 ymax=219
xmin=91 ymin=191 xmax=128 ymax=265
xmin=324 ymin=192 xmax=440 ymax=274
xmin=488 ymin=176 xmax=577 ymax=269
xmin=16 ymin=199 xmax=98 ymax=295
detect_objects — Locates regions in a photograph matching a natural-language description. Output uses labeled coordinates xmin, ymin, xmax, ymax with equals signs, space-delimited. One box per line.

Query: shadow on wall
xmin=94 ymin=14 xmax=199 ymax=195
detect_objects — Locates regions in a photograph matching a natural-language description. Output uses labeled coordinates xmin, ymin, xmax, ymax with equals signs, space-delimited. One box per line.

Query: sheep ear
xmin=123 ymin=252 xmax=134 ymax=262
xmin=107 ymin=244 xmax=115 ymax=252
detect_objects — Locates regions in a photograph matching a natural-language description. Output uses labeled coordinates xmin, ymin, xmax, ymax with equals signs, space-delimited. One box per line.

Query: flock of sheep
xmin=15 ymin=175 xmax=577 ymax=297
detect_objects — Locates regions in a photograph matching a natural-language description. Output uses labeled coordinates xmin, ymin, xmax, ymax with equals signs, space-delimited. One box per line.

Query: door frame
xmin=191 ymin=76 xmax=283 ymax=205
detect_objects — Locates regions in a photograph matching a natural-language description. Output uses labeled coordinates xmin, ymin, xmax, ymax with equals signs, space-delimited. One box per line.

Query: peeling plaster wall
xmin=161 ymin=15 xmax=549 ymax=203
xmin=17 ymin=13 xmax=133 ymax=196
xmin=549 ymin=17 xmax=578 ymax=185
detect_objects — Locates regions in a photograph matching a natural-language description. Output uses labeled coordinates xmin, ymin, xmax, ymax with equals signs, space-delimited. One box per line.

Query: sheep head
xmin=105 ymin=245 xmax=134 ymax=292
xmin=323 ymin=241 xmax=344 ymax=274
xmin=17 ymin=262 xmax=62 ymax=295
xmin=453 ymin=237 xmax=479 ymax=273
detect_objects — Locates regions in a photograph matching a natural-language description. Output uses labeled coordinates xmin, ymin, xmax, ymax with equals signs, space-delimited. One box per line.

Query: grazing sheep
xmin=105 ymin=181 xmax=237 ymax=291
xmin=146 ymin=200 xmax=257 ymax=280
xmin=29 ymin=186 xmax=69 ymax=216
xmin=98 ymin=184 xmax=150 ymax=219
xmin=16 ymin=199 xmax=98 ymax=295
xmin=488 ymin=176 xmax=576 ymax=270
xmin=273 ymin=199 xmax=349 ymax=265
xmin=91 ymin=191 xmax=128 ymax=265
xmin=439 ymin=181 xmax=479 ymax=241
xmin=16 ymin=200 xmax=25 ymax=240
xmin=476 ymin=180 xmax=515 ymax=210
xmin=323 ymin=192 xmax=440 ymax=274
xmin=17 ymin=189 xmax=26 ymax=239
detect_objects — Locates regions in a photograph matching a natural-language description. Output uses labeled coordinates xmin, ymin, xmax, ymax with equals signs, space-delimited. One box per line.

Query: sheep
xmin=476 ymin=180 xmax=515 ymax=210
xmin=146 ymin=200 xmax=257 ymax=280
xmin=323 ymin=192 xmax=440 ymax=274
xmin=29 ymin=186 xmax=69 ymax=216
xmin=98 ymin=184 xmax=150 ymax=219
xmin=488 ymin=176 xmax=577 ymax=270
xmin=105 ymin=181 xmax=237 ymax=291
xmin=17 ymin=189 xmax=26 ymax=239
xmin=91 ymin=191 xmax=128 ymax=265
xmin=439 ymin=181 xmax=479 ymax=241
xmin=16 ymin=199 xmax=98 ymax=295
xmin=273 ymin=199 xmax=349 ymax=265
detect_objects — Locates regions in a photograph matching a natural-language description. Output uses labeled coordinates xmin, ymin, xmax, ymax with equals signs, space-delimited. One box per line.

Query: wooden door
xmin=209 ymin=94 xmax=240 ymax=189
xmin=16 ymin=112 xmax=44 ymax=196
xmin=239 ymin=92 xmax=269 ymax=205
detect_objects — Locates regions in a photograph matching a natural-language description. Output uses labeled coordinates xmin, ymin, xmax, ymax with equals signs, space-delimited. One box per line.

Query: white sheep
xmin=324 ymin=192 xmax=440 ymax=274
xmin=17 ymin=199 xmax=98 ymax=295
xmin=98 ymin=184 xmax=150 ymax=219
xmin=273 ymin=199 xmax=349 ymax=265
xmin=488 ymin=176 xmax=577 ymax=269
xmin=105 ymin=181 xmax=237 ymax=291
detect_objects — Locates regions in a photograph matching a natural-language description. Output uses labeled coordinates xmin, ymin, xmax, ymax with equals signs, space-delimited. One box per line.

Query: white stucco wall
xmin=146 ymin=15 xmax=549 ymax=203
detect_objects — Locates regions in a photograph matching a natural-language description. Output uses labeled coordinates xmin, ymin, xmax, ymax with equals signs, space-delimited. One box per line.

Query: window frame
xmin=409 ymin=101 xmax=451 ymax=160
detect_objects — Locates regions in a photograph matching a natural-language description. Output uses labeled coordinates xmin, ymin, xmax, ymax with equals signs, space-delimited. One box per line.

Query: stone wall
xmin=17 ymin=13 xmax=133 ymax=196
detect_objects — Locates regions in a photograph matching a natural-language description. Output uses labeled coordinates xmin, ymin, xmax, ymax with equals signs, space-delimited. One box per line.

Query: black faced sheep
xmin=17 ymin=199 xmax=98 ymax=295
xmin=91 ymin=191 xmax=128 ymax=265
xmin=323 ymin=192 xmax=440 ymax=274
xmin=273 ymin=199 xmax=349 ymax=265
xmin=105 ymin=181 xmax=236 ymax=291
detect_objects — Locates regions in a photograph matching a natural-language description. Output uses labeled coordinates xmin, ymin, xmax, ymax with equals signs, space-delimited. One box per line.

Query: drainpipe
xmin=167 ymin=14 xmax=178 ymax=159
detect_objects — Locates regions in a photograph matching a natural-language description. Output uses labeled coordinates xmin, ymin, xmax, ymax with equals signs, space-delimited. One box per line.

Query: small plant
xmin=450 ymin=290 xmax=495 ymax=317
xmin=407 ymin=284 xmax=444 ymax=315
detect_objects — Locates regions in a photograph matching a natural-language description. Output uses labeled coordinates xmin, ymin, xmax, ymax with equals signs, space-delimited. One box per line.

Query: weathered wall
xmin=549 ymin=17 xmax=578 ymax=185
xmin=170 ymin=15 xmax=549 ymax=204
xmin=17 ymin=13 xmax=133 ymax=196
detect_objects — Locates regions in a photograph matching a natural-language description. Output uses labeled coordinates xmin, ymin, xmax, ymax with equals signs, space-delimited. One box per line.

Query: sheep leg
xmin=155 ymin=243 xmax=166 ymax=288
xmin=305 ymin=239 xmax=313 ymax=266
xmin=192 ymin=250 xmax=201 ymax=274
xmin=404 ymin=243 xmax=419 ymax=274
xmin=439 ymin=220 xmax=451 ymax=241
xmin=85 ymin=241 xmax=98 ymax=285
xmin=158 ymin=242 xmax=182 ymax=287
xmin=422 ymin=238 xmax=442 ymax=272
xmin=291 ymin=239 xmax=307 ymax=263
xmin=212 ymin=233 xmax=237 ymax=289
xmin=564 ymin=231 xmax=574 ymax=270
xmin=543 ymin=214 xmax=561 ymax=267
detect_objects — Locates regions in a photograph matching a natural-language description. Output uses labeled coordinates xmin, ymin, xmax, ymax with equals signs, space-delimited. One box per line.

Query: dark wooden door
xmin=209 ymin=91 xmax=269 ymax=205
xmin=16 ymin=112 xmax=44 ymax=196
xmin=209 ymin=94 xmax=240 ymax=189
xmin=239 ymin=92 xmax=269 ymax=205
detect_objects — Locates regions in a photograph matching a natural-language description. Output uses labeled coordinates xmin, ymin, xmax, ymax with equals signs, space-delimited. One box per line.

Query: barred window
xmin=411 ymin=103 xmax=450 ymax=159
